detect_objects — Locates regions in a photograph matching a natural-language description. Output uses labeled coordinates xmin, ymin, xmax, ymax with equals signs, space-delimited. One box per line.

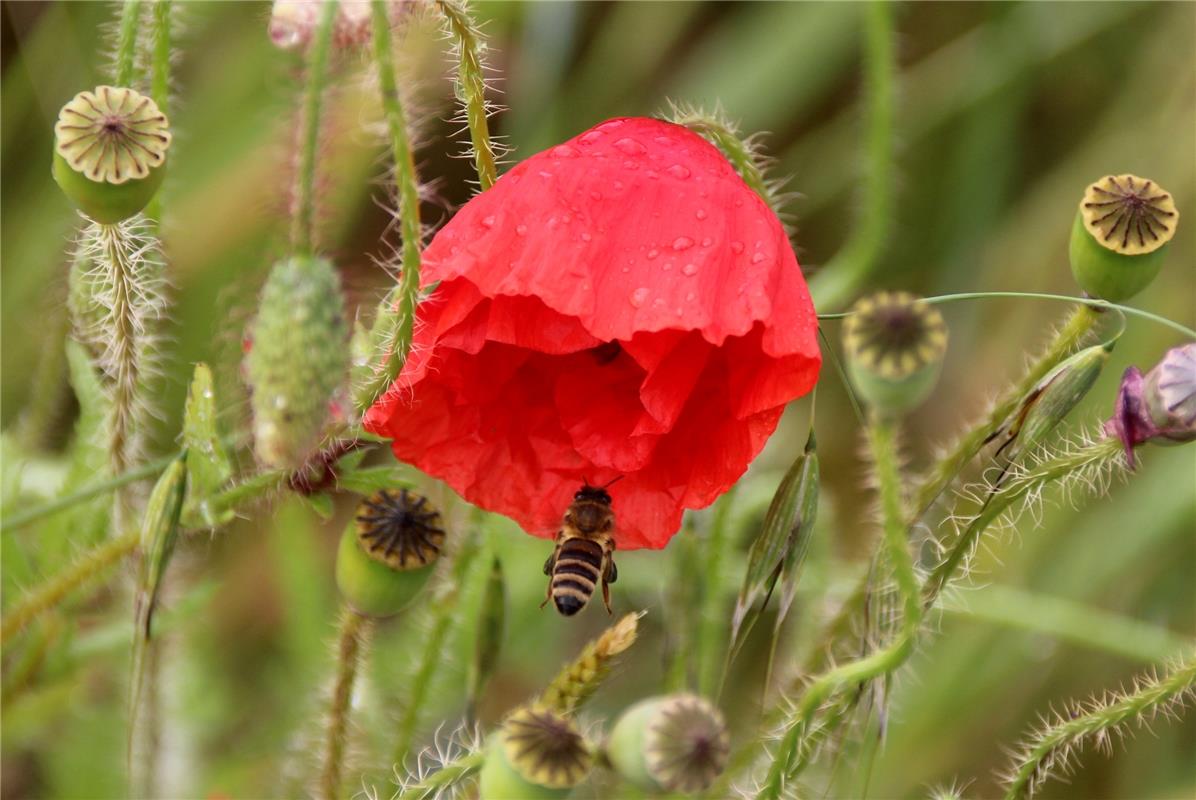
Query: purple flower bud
xmin=1105 ymin=344 xmax=1196 ymax=467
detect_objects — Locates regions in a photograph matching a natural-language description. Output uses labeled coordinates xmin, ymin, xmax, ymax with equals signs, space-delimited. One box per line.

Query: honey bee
xmin=541 ymin=484 xmax=618 ymax=616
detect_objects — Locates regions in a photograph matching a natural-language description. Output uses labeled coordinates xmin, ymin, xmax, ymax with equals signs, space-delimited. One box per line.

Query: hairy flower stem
xmin=808 ymin=0 xmax=895 ymax=311
xmin=320 ymin=607 xmax=372 ymax=800
xmin=0 ymin=530 xmax=139 ymax=646
xmin=355 ymin=0 xmax=425 ymax=412
xmin=145 ymin=0 xmax=172 ymax=224
xmin=397 ymin=750 xmax=484 ymax=800
xmin=1002 ymin=653 xmax=1196 ymax=800
xmin=292 ymin=0 xmax=337 ymax=256
xmin=115 ymin=0 xmax=143 ymax=86
xmin=758 ymin=415 xmax=919 ymax=799
xmin=922 ymin=434 xmax=1123 ymax=609
xmin=671 ymin=107 xmax=785 ymax=220
xmin=435 ymin=0 xmax=498 ymax=191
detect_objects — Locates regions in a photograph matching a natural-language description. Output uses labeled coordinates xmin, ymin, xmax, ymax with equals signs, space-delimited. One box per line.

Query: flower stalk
xmin=114 ymin=0 xmax=143 ymax=87
xmin=292 ymin=0 xmax=338 ymax=255
xmin=320 ymin=606 xmax=373 ymax=800
xmin=435 ymin=0 xmax=498 ymax=191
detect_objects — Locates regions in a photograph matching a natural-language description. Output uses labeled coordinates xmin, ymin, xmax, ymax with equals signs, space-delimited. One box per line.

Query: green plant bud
xmin=843 ymin=291 xmax=948 ymax=416
xmin=1068 ymin=174 xmax=1177 ymax=301
xmin=335 ymin=489 xmax=444 ymax=618
xmin=605 ymin=693 xmax=729 ymax=794
xmin=478 ymin=706 xmax=592 ymax=800
xmin=53 ymin=86 xmax=171 ymax=223
xmin=245 ymin=256 xmax=348 ymax=469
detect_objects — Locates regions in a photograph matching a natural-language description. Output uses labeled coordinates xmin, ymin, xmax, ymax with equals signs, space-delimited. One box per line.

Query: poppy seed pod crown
xmin=365 ymin=117 xmax=821 ymax=549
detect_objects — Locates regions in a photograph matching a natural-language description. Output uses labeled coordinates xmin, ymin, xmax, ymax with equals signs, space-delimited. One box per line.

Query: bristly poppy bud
xmin=365 ymin=117 xmax=821 ymax=550
xmin=605 ymin=693 xmax=730 ymax=794
xmin=245 ymin=256 xmax=348 ymax=470
xmin=336 ymin=489 xmax=444 ymax=618
xmin=842 ymin=291 xmax=948 ymax=415
xmin=53 ymin=86 xmax=171 ymax=223
xmin=1068 ymin=174 xmax=1178 ymax=301
xmin=478 ymin=706 xmax=592 ymax=800
xmin=1106 ymin=344 xmax=1196 ymax=467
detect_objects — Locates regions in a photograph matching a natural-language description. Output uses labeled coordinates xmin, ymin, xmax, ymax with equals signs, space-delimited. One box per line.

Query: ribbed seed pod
xmin=53 ymin=86 xmax=171 ymax=224
xmin=1068 ymin=174 xmax=1178 ymax=301
xmin=842 ymin=291 xmax=949 ymax=416
xmin=336 ymin=489 xmax=444 ymax=618
xmin=605 ymin=693 xmax=730 ymax=794
xmin=245 ymin=256 xmax=347 ymax=470
xmin=478 ymin=706 xmax=592 ymax=800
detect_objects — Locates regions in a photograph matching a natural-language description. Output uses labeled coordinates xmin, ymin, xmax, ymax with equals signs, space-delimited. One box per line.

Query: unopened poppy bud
xmin=245 ymin=256 xmax=348 ymax=469
xmin=1106 ymin=344 xmax=1196 ymax=467
xmin=269 ymin=0 xmax=412 ymax=50
xmin=335 ymin=489 xmax=444 ymax=618
xmin=53 ymin=86 xmax=171 ymax=224
xmin=478 ymin=706 xmax=592 ymax=800
xmin=1068 ymin=174 xmax=1178 ymax=301
xmin=605 ymin=693 xmax=729 ymax=794
xmin=842 ymin=291 xmax=948 ymax=415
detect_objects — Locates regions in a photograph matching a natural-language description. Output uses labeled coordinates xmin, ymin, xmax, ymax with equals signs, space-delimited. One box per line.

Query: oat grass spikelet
xmin=539 ymin=611 xmax=641 ymax=715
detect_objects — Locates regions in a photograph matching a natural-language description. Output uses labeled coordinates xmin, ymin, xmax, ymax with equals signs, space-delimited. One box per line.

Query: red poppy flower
xmin=364 ymin=117 xmax=820 ymax=549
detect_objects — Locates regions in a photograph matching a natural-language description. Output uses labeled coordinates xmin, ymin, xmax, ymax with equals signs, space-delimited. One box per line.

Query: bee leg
xmin=602 ymin=579 xmax=613 ymax=615
xmin=540 ymin=579 xmax=552 ymax=610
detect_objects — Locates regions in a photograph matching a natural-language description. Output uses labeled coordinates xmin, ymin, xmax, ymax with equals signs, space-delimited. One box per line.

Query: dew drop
xmin=481 ymin=215 xmax=496 ymax=228
xmin=630 ymin=287 xmax=650 ymax=307
xmin=621 ymin=266 xmax=631 ymax=273
xmin=597 ymin=119 xmax=625 ymax=133
xmin=590 ymin=190 xmax=603 ymax=201
xmin=578 ymin=131 xmax=603 ymax=146
xmin=682 ymin=263 xmax=699 ymax=276
xmin=751 ymin=252 xmax=766 ymax=264
xmin=672 ymin=236 xmax=694 ymax=251
xmin=581 ymin=232 xmax=592 ymax=242
xmin=646 ymin=170 xmax=660 ymax=179
xmin=550 ymin=144 xmax=578 ymax=158
xmin=613 ymin=180 xmax=625 ymax=191
xmin=647 ymin=249 xmax=660 ymax=260
xmin=685 ymin=292 xmax=696 ymax=302
xmin=701 ymin=237 xmax=712 ymax=247
xmin=730 ymin=241 xmax=745 ymax=254
xmin=654 ymin=135 xmax=672 ymax=145
xmin=734 ymin=198 xmax=744 ymax=207
xmin=662 ymin=261 xmax=673 ymax=271
xmin=516 ymin=224 xmax=528 ymax=236
xmin=614 ymin=137 xmax=647 ymax=156
xmin=695 ymin=208 xmax=708 ymax=220
xmin=667 ymin=164 xmax=691 ymax=180
xmin=538 ymin=170 xmax=554 ymax=179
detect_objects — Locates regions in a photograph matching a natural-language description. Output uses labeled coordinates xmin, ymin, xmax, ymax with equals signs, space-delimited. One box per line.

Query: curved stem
xmin=291 ymin=0 xmax=337 ymax=256
xmin=435 ymin=0 xmax=498 ymax=191
xmin=320 ymin=607 xmax=372 ymax=800
xmin=397 ymin=750 xmax=485 ymax=800
xmin=808 ymin=0 xmax=896 ymax=310
xmin=114 ymin=0 xmax=143 ymax=87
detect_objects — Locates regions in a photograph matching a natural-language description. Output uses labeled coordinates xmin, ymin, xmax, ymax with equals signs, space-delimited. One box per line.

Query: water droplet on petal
xmin=751 ymin=252 xmax=766 ymax=264
xmin=675 ymin=307 xmax=684 ymax=317
xmin=481 ymin=216 xmax=496 ymax=228
xmin=550 ymin=144 xmax=578 ymax=158
xmin=538 ymin=170 xmax=554 ymax=179
xmin=578 ymin=130 xmax=603 ymax=146
xmin=695 ymin=208 xmax=707 ymax=220
xmin=734 ymin=198 xmax=744 ymax=207
xmin=597 ymin=119 xmax=626 ymax=133
xmin=731 ymin=241 xmax=745 ymax=254
xmin=647 ymin=249 xmax=659 ymax=260
xmin=654 ymin=135 xmax=672 ymax=145
xmin=701 ymin=237 xmax=712 ymax=247
xmin=614 ymin=137 xmax=647 ymax=156
xmin=613 ymin=180 xmax=625 ymax=191
xmin=662 ymin=261 xmax=673 ymax=271
xmin=685 ymin=292 xmax=696 ymax=302
xmin=516 ymin=224 xmax=528 ymax=236
xmin=590 ymin=191 xmax=603 ymax=201
xmin=646 ymin=170 xmax=660 ymax=179
xmin=682 ymin=263 xmax=699 ymax=276
xmin=630 ymin=287 xmax=650 ymax=307
xmin=667 ymin=164 xmax=691 ymax=180
xmin=581 ymin=232 xmax=592 ymax=242
xmin=672 ymin=236 xmax=694 ymax=251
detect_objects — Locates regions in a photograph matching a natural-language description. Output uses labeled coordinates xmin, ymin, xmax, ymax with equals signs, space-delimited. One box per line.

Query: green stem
xmin=208 ymin=470 xmax=288 ymax=515
xmin=1002 ymin=653 xmax=1196 ymax=800
xmin=922 ymin=435 xmax=1123 ymax=610
xmin=758 ymin=415 xmax=919 ymax=799
xmin=0 ymin=530 xmax=140 ymax=646
xmin=145 ymin=0 xmax=171 ymax=224
xmin=356 ymin=0 xmax=425 ymax=412
xmin=697 ymin=489 xmax=735 ymax=698
xmin=397 ymin=750 xmax=485 ymax=800
xmin=320 ymin=607 xmax=372 ymax=800
xmin=435 ymin=0 xmax=498 ymax=191
xmin=671 ymin=107 xmax=784 ymax=219
xmin=291 ymin=0 xmax=337 ymax=256
xmin=114 ymin=0 xmax=143 ymax=87
xmin=808 ymin=0 xmax=896 ymax=311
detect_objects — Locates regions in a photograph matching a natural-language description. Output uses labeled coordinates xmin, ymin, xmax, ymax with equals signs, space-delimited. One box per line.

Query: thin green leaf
xmin=181 ymin=363 xmax=233 ymax=528
xmin=298 ymin=491 xmax=335 ymax=520
xmin=334 ymin=465 xmax=415 ymax=495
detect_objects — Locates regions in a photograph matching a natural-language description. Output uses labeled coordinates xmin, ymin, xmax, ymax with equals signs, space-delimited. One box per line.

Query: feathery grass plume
xmin=319 ymin=606 xmax=374 ymax=800
xmin=1001 ymin=653 xmax=1196 ymax=800
xmin=68 ymin=216 xmax=168 ymax=534
xmin=808 ymin=0 xmax=896 ymax=311
xmin=538 ymin=612 xmax=643 ymax=716
xmin=434 ymin=0 xmax=502 ymax=191
xmin=667 ymin=102 xmax=793 ymax=230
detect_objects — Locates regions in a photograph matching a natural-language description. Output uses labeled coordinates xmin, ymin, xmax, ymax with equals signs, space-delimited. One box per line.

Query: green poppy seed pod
xmin=335 ymin=489 xmax=444 ymax=618
xmin=605 ymin=693 xmax=730 ymax=794
xmin=478 ymin=706 xmax=592 ymax=800
xmin=842 ymin=291 xmax=949 ymax=416
xmin=245 ymin=256 xmax=348 ymax=470
xmin=53 ymin=86 xmax=171 ymax=223
xmin=1068 ymin=174 xmax=1178 ymax=301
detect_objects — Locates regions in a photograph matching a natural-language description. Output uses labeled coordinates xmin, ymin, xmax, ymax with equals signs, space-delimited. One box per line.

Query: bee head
xmin=574 ymin=485 xmax=612 ymax=505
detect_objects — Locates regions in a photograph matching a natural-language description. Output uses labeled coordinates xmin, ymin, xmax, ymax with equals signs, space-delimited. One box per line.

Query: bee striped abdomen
xmin=552 ymin=538 xmax=603 ymax=616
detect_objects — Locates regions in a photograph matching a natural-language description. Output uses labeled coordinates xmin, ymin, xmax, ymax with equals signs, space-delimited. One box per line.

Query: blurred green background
xmin=2 ymin=2 xmax=1194 ymax=798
